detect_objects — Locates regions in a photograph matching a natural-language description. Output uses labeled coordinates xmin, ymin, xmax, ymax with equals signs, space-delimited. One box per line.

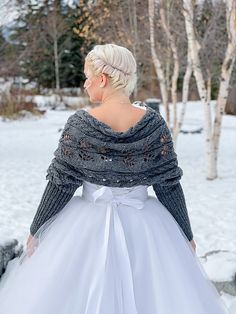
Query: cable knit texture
xmin=30 ymin=103 xmax=193 ymax=241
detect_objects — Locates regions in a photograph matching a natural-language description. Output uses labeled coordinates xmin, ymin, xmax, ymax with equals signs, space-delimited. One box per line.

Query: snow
xmin=172 ymin=102 xmax=236 ymax=257
xmin=33 ymin=95 xmax=85 ymax=108
xmin=0 ymin=1 xmax=19 ymax=27
xmin=202 ymin=251 xmax=236 ymax=282
xmin=0 ymin=101 xmax=236 ymax=310
xmin=0 ymin=0 xmax=81 ymax=28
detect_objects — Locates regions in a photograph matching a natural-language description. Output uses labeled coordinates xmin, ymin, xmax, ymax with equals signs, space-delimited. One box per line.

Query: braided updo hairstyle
xmin=85 ymin=44 xmax=137 ymax=96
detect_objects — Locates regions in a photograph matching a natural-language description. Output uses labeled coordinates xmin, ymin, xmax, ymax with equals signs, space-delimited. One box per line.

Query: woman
xmin=0 ymin=44 xmax=228 ymax=313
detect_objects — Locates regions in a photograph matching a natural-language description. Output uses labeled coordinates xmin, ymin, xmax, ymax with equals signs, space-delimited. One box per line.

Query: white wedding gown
xmin=0 ymin=180 xmax=228 ymax=314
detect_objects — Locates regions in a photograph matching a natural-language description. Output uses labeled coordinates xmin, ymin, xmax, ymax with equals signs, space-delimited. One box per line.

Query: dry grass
xmin=0 ymin=92 xmax=45 ymax=120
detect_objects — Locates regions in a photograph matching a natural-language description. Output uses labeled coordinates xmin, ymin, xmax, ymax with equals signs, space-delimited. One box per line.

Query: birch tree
xmin=159 ymin=1 xmax=180 ymax=142
xmin=183 ymin=0 xmax=213 ymax=179
xmin=178 ymin=47 xmax=192 ymax=138
xmin=148 ymin=0 xmax=170 ymax=126
xmin=148 ymin=0 xmax=190 ymax=140
xmin=183 ymin=0 xmax=236 ymax=179
xmin=128 ymin=0 xmax=139 ymax=98
xmin=211 ymin=0 xmax=236 ymax=179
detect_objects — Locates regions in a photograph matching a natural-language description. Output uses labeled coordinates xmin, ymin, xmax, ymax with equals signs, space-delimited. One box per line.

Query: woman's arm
xmin=30 ymin=181 xmax=78 ymax=236
xmin=29 ymin=113 xmax=82 ymax=237
xmin=152 ymin=181 xmax=194 ymax=241
xmin=151 ymin=113 xmax=194 ymax=244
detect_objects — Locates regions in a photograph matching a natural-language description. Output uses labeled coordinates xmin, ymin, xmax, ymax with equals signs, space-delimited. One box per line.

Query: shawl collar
xmin=46 ymin=104 xmax=183 ymax=190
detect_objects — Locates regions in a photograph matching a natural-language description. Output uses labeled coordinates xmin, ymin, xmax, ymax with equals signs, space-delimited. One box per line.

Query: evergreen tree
xmin=10 ymin=0 xmax=89 ymax=89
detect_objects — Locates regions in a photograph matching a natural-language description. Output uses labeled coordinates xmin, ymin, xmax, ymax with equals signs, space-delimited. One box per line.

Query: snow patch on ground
xmin=0 ymin=101 xmax=235 ymax=309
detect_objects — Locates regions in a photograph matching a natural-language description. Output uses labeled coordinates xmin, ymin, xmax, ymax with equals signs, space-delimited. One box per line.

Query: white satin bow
xmin=89 ymin=184 xmax=147 ymax=313
xmin=92 ymin=185 xmax=146 ymax=209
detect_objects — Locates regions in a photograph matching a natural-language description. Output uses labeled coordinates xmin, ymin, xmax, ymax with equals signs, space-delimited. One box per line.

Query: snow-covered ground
xmin=0 ymin=101 xmax=236 ymax=311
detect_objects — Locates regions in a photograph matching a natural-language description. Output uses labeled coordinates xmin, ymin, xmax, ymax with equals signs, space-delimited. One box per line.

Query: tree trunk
xmin=54 ymin=38 xmax=60 ymax=91
xmin=210 ymin=0 xmax=236 ymax=179
xmin=211 ymin=47 xmax=236 ymax=178
xmin=52 ymin=9 xmax=60 ymax=91
xmin=160 ymin=5 xmax=180 ymax=144
xmin=178 ymin=48 xmax=192 ymax=138
xmin=148 ymin=0 xmax=170 ymax=126
xmin=183 ymin=0 xmax=213 ymax=179
xmin=132 ymin=0 xmax=139 ymax=98
xmin=206 ymin=73 xmax=211 ymax=104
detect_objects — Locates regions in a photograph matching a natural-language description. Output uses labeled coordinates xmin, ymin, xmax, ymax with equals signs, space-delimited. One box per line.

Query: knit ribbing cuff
xmin=30 ymin=181 xmax=77 ymax=236
xmin=152 ymin=182 xmax=194 ymax=241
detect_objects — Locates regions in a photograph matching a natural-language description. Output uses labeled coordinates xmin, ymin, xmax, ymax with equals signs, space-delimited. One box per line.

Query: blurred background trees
xmin=0 ymin=0 xmax=235 ymax=101
xmin=0 ymin=0 xmax=235 ymax=179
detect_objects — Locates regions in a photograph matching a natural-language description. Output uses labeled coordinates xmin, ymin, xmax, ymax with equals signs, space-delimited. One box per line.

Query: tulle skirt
xmin=0 ymin=180 xmax=228 ymax=314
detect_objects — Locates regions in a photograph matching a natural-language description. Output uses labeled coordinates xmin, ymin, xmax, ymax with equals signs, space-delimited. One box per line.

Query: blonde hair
xmin=85 ymin=43 xmax=137 ymax=96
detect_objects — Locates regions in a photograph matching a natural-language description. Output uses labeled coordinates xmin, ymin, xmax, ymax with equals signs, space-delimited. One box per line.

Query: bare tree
xmin=74 ymin=0 xmax=153 ymax=99
xmin=183 ymin=0 xmax=213 ymax=179
xmin=128 ymin=0 xmax=140 ymax=98
xmin=183 ymin=0 xmax=236 ymax=179
xmin=159 ymin=1 xmax=180 ymax=142
xmin=178 ymin=47 xmax=192 ymax=138
xmin=148 ymin=0 xmax=190 ymax=138
xmin=148 ymin=0 xmax=170 ymax=126
xmin=211 ymin=0 xmax=236 ymax=179
xmin=45 ymin=1 xmax=68 ymax=91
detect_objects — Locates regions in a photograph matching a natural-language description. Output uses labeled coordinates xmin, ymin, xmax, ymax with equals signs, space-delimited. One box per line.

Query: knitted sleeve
xmin=151 ymin=115 xmax=194 ymax=241
xmin=152 ymin=182 xmax=194 ymax=241
xmin=30 ymin=114 xmax=83 ymax=236
xmin=30 ymin=181 xmax=77 ymax=236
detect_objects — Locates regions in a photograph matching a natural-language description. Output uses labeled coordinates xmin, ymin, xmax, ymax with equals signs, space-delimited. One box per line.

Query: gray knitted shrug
xmin=30 ymin=104 xmax=194 ymax=241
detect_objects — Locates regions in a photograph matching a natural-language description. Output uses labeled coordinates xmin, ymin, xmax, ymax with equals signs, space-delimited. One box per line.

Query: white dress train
xmin=0 ymin=180 xmax=228 ymax=314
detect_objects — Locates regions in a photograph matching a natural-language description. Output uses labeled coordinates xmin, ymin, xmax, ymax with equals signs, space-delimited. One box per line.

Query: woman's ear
xmin=99 ymin=74 xmax=108 ymax=88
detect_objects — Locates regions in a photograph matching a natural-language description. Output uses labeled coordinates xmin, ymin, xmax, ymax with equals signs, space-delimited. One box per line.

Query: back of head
xmin=85 ymin=43 xmax=137 ymax=96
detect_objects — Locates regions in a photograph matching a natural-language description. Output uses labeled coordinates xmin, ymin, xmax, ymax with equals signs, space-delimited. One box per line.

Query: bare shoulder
xmin=87 ymin=105 xmax=147 ymax=132
xmin=88 ymin=106 xmax=146 ymax=120
xmin=130 ymin=106 xmax=147 ymax=118
xmin=87 ymin=107 xmax=102 ymax=117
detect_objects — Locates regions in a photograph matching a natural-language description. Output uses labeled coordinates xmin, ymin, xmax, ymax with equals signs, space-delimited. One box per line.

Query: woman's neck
xmin=100 ymin=90 xmax=132 ymax=109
